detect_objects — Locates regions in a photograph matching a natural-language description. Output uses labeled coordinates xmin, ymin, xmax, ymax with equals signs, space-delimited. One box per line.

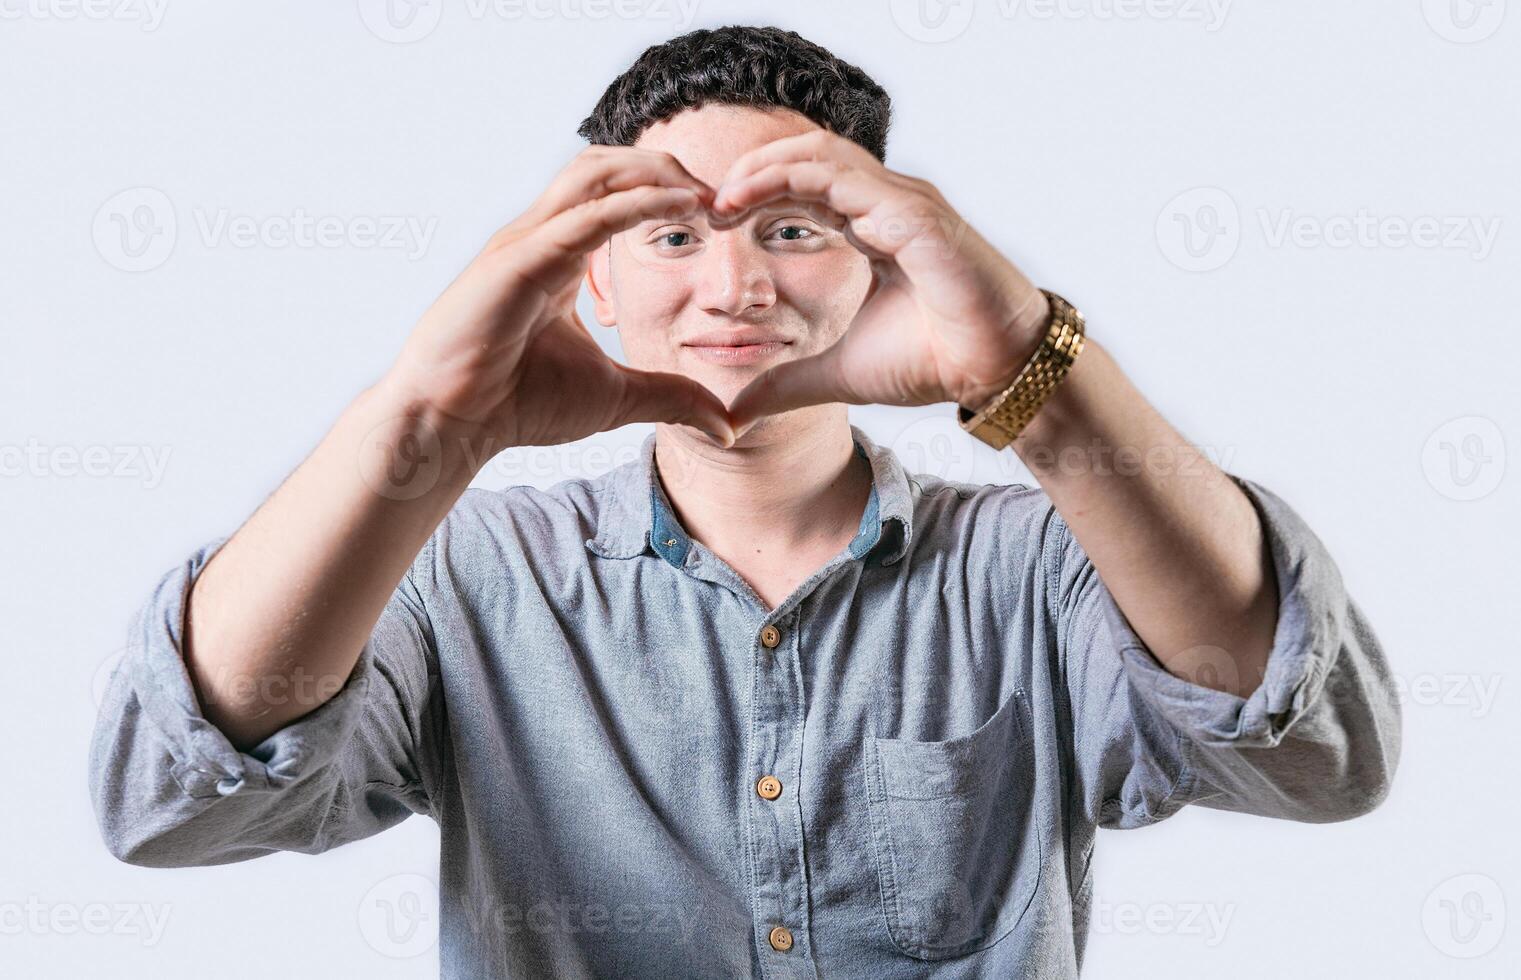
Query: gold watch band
xmin=956 ymin=289 xmax=1086 ymax=450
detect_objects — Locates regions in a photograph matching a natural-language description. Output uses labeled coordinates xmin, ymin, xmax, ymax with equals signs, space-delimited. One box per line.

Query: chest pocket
xmin=863 ymin=688 xmax=1042 ymax=960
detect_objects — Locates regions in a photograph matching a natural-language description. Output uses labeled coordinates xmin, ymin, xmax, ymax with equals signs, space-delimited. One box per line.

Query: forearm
xmin=184 ymin=375 xmax=487 ymax=750
xmin=1011 ymin=337 xmax=1278 ymax=697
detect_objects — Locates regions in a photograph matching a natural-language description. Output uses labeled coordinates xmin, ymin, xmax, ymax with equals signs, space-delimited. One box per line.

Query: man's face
xmin=587 ymin=105 xmax=873 ymax=434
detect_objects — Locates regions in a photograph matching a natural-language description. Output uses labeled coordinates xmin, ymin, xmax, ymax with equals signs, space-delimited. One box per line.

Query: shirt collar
xmin=584 ymin=423 xmax=915 ymax=568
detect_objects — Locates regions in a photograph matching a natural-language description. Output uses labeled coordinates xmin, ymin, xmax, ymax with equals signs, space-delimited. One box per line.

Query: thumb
xmin=613 ymin=367 xmax=737 ymax=447
xmin=726 ymin=347 xmax=852 ymax=435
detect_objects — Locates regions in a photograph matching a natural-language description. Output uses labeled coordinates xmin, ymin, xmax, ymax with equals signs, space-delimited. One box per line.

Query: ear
xmin=585 ymin=241 xmax=616 ymax=327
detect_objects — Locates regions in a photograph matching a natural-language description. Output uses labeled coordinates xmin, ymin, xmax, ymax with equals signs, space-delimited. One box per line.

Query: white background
xmin=2 ymin=0 xmax=1516 ymax=976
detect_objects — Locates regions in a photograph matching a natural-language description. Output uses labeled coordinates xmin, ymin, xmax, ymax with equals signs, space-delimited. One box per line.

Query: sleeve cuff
xmin=127 ymin=536 xmax=376 ymax=799
xmin=1097 ymin=473 xmax=1342 ymax=749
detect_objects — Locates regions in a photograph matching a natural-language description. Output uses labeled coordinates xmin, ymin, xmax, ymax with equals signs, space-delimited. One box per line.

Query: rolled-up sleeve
xmin=88 ymin=533 xmax=439 ymax=867
xmin=1055 ymin=472 xmax=1402 ymax=829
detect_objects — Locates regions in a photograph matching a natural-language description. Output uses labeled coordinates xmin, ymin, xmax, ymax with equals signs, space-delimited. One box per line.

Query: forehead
xmin=632 ymin=104 xmax=822 ymax=187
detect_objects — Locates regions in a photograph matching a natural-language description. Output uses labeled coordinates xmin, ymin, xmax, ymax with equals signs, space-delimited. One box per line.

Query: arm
xmin=706 ymin=130 xmax=1276 ymax=695
xmin=89 ymin=146 xmax=732 ymax=865
xmin=182 ymin=382 xmax=480 ymax=751
xmin=89 ymin=539 xmax=440 ymax=865
xmin=1053 ymin=465 xmax=1402 ymax=826
xmin=704 ymin=129 xmax=1401 ymax=822
xmin=1007 ymin=335 xmax=1278 ymax=699
xmin=183 ymin=147 xmax=729 ymax=751
xmin=1010 ymin=330 xmax=1400 ymax=823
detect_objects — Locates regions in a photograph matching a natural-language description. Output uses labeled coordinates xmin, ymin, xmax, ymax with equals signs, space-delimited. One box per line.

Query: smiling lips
xmin=681 ymin=330 xmax=793 ymax=366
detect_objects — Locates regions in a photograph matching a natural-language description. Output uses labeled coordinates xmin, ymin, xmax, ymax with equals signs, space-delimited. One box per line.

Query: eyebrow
xmin=748 ymin=202 xmax=836 ymax=221
xmin=633 ymin=201 xmax=841 ymax=230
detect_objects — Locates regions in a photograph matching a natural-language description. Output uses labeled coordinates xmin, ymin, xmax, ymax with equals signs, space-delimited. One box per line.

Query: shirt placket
xmin=745 ymin=607 xmax=816 ymax=978
xmin=650 ymin=452 xmax=884 ymax=978
xmin=673 ymin=541 xmax=836 ymax=980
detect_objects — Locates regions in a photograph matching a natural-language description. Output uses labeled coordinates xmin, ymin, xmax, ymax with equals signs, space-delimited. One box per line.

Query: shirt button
xmin=760 ymin=624 xmax=782 ymax=648
xmin=768 ymin=925 xmax=794 ymax=952
xmin=755 ymin=775 xmax=782 ymax=801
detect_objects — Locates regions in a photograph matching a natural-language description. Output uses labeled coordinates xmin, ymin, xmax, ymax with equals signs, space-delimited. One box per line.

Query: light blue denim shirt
xmin=89 ymin=423 xmax=1401 ymax=978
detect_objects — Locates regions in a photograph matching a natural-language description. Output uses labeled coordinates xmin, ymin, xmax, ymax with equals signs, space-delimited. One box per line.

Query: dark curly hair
xmin=576 ymin=25 xmax=892 ymax=162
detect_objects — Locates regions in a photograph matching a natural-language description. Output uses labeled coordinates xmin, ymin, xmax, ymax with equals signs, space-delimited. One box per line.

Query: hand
xmin=383 ymin=147 xmax=736 ymax=459
xmin=710 ymin=130 xmax=1052 ymax=435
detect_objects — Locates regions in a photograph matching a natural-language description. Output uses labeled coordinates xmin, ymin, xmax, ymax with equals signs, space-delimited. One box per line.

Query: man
xmin=89 ymin=25 xmax=1401 ymax=979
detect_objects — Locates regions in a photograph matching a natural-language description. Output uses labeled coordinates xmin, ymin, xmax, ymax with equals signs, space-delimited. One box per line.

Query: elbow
xmin=93 ymin=801 xmax=169 ymax=868
xmin=100 ymin=828 xmax=160 ymax=868
xmin=1330 ymin=650 xmax=1404 ymax=822
xmin=1347 ymin=725 xmax=1402 ymax=820
xmin=90 ymin=781 xmax=175 ymax=868
xmin=1317 ymin=764 xmax=1396 ymax=823
xmin=1300 ymin=715 xmax=1402 ymax=824
xmin=88 ymin=729 xmax=194 ymax=869
xmin=95 ymin=811 xmax=214 ymax=870
xmin=1271 ymin=767 xmax=1395 ymax=825
xmin=1296 ymin=609 xmax=1403 ymax=823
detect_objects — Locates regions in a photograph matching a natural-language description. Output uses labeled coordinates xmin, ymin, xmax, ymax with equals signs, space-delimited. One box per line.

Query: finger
xmin=724 ymin=346 xmax=855 ymax=434
xmin=613 ymin=367 xmax=737 ymax=447
xmin=530 ymin=147 xmax=715 ymax=224
xmin=718 ymin=129 xmax=876 ymax=191
xmin=713 ymin=160 xmax=895 ymax=227
xmin=487 ymin=148 xmax=714 ymax=251
xmin=512 ymin=185 xmax=703 ymax=294
xmin=723 ymin=161 xmax=950 ymax=262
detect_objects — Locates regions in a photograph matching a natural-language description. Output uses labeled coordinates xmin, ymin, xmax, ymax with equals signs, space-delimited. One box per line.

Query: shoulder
xmin=904 ymin=470 xmax=1061 ymax=546
xmin=890 ymin=467 xmax=1069 ymax=596
xmin=419 ymin=470 xmax=614 ymax=574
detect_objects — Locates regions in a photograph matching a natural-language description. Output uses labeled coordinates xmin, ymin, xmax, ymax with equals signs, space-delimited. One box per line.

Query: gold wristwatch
xmin=956 ymin=289 xmax=1086 ymax=450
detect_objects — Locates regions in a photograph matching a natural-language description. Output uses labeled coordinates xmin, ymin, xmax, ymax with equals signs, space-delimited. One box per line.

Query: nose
xmin=693 ymin=228 xmax=777 ymax=318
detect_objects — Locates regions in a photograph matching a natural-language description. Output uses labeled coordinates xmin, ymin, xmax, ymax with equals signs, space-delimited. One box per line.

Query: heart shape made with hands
xmin=677 ymin=129 xmax=1053 ymax=444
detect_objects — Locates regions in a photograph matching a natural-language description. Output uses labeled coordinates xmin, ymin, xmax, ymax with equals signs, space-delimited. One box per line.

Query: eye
xmin=646 ymin=227 xmax=700 ymax=256
xmin=765 ymin=222 xmax=829 ymax=251
xmin=771 ymin=225 xmax=813 ymax=242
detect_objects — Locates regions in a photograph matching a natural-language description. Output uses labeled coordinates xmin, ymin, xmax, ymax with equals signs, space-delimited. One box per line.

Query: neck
xmin=652 ymin=410 xmax=872 ymax=561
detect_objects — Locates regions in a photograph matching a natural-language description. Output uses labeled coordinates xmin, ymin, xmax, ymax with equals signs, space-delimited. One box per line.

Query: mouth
xmin=680 ymin=332 xmax=794 ymax=366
